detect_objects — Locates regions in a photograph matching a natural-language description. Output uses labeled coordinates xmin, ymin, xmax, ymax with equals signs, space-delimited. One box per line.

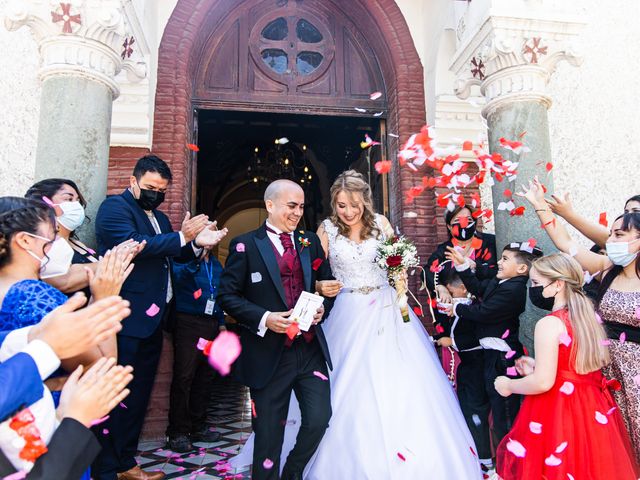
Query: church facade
xmin=1 ymin=0 xmax=639 ymax=439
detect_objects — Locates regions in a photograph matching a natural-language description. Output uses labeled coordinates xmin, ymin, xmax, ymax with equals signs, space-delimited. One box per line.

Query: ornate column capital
xmin=4 ymin=0 xmax=146 ymax=98
xmin=451 ymin=6 xmax=585 ymax=118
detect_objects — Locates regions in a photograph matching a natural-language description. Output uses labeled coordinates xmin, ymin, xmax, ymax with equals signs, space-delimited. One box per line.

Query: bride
xmin=233 ymin=170 xmax=482 ymax=479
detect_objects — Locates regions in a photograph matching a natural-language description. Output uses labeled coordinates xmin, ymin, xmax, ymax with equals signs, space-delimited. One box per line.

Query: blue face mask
xmin=606 ymin=238 xmax=640 ymax=267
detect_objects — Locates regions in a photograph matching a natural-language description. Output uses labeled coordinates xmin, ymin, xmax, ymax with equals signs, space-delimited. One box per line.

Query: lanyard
xmin=203 ymin=258 xmax=215 ymax=298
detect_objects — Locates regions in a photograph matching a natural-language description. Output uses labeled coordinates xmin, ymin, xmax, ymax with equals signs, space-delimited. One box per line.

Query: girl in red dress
xmin=493 ymin=253 xmax=638 ymax=479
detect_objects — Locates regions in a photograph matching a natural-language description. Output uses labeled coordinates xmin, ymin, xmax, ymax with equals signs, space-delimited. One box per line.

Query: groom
xmin=218 ymin=179 xmax=333 ymax=480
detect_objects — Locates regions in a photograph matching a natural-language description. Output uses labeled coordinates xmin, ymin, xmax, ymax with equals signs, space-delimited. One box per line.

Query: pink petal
xmin=196 ymin=337 xmax=208 ymax=351
xmin=102 ymin=428 xmax=109 ymax=435
xmin=601 ymin=339 xmax=611 ymax=346
xmin=313 ymin=371 xmax=329 ymax=381
xmin=397 ymin=452 xmax=406 ymax=461
xmin=236 ymin=242 xmax=245 ymax=253
xmin=146 ymin=303 xmax=160 ymax=317
xmin=90 ymin=415 xmax=109 ymax=427
xmin=619 ymin=332 xmax=626 ymax=344
xmin=501 ymin=329 xmax=510 ymax=339
xmin=555 ymin=441 xmax=568 ymax=453
xmin=633 ymin=374 xmax=640 ymax=387
xmin=529 ymin=422 xmax=542 ymax=434
xmin=567 ymin=475 xmax=575 ymax=480
xmin=558 ymin=332 xmax=572 ymax=347
xmin=506 ymin=438 xmax=526 ymax=458
xmin=545 ymin=454 xmax=562 ymax=466
xmin=595 ymin=312 xmax=603 ymax=324
xmin=595 ymin=411 xmax=608 ymax=425
xmin=368 ymin=298 xmax=376 ymax=306
xmin=606 ymin=406 xmax=617 ymax=416
xmin=262 ymin=458 xmax=274 ymax=469
xmin=369 ymin=91 xmax=382 ymax=100
xmin=505 ymin=350 xmax=516 ymax=359
xmin=3 ymin=472 xmax=27 ymax=480
xmin=559 ymin=381 xmax=575 ymax=395
xmin=208 ymin=330 xmax=242 ymax=376
xmin=506 ymin=366 xmax=517 ymax=376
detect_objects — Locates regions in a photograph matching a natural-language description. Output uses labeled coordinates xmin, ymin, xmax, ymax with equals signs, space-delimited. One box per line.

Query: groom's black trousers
xmin=250 ymin=336 xmax=332 ymax=480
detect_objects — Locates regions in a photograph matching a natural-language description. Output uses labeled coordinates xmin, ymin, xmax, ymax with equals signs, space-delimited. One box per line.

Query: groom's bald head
xmin=264 ymin=179 xmax=305 ymax=233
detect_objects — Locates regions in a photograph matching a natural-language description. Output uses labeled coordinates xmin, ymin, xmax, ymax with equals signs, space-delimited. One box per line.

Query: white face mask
xmin=24 ymin=233 xmax=74 ymax=278
xmin=606 ymin=238 xmax=640 ymax=267
xmin=56 ymin=201 xmax=85 ymax=231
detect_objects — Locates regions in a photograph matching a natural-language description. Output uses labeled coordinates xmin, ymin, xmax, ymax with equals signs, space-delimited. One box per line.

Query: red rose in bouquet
xmin=386 ymin=255 xmax=403 ymax=268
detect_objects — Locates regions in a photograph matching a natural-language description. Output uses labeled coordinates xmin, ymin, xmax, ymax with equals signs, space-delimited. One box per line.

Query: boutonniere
xmin=298 ymin=236 xmax=311 ymax=248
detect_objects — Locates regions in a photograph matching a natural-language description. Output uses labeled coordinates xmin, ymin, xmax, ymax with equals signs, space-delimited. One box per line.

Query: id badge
xmin=205 ymin=298 xmax=215 ymax=315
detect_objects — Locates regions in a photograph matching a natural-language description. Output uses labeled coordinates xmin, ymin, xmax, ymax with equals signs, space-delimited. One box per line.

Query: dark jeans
xmin=457 ymin=349 xmax=491 ymax=459
xmin=167 ymin=312 xmax=219 ymax=437
xmin=483 ymin=349 xmax=522 ymax=447
xmin=92 ymin=326 xmax=164 ymax=479
xmin=250 ymin=337 xmax=331 ymax=480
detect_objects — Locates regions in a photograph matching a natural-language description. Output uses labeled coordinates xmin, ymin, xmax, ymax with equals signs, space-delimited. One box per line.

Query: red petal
xmin=462 ymin=140 xmax=473 ymax=151
xmin=504 ymin=189 xmax=513 ymax=198
xmin=413 ymin=306 xmax=422 ymax=316
xmin=459 ymin=216 xmax=469 ymax=228
xmin=545 ymin=162 xmax=553 ymax=172
xmin=471 ymin=237 xmax=483 ymax=250
xmin=187 ymin=143 xmax=200 ymax=152
xmin=193 ymin=288 xmax=202 ymax=300
xmin=598 ymin=212 xmax=608 ymax=227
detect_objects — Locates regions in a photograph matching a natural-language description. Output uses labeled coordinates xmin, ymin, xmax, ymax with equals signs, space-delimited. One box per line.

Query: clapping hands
xmin=195 ymin=220 xmax=228 ymax=248
xmin=89 ymin=240 xmax=144 ymax=300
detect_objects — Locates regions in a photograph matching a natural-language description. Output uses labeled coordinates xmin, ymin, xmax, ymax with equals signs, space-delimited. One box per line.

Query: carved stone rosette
xmin=451 ymin=13 xmax=585 ymax=117
xmin=4 ymin=0 xmax=146 ymax=98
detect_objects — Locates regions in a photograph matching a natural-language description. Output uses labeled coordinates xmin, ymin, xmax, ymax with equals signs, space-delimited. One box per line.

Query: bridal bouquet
xmin=375 ymin=236 xmax=420 ymax=322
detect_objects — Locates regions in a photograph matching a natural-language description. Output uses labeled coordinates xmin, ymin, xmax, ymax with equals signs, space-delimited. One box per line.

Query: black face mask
xmin=528 ymin=284 xmax=556 ymax=311
xmin=451 ymin=222 xmax=477 ymax=241
xmin=135 ymin=185 xmax=165 ymax=211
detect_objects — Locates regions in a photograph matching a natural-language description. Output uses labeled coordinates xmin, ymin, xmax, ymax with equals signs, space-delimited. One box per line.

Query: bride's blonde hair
xmin=531 ymin=253 xmax=610 ymax=374
xmin=329 ymin=170 xmax=379 ymax=241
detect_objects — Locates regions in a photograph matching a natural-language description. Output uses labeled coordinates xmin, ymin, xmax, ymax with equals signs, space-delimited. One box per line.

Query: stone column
xmin=5 ymin=0 xmax=145 ymax=242
xmin=451 ymin=9 xmax=584 ymax=351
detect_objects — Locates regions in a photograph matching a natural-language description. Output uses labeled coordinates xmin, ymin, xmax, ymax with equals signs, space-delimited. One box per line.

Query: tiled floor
xmin=136 ymin=377 xmax=253 ymax=479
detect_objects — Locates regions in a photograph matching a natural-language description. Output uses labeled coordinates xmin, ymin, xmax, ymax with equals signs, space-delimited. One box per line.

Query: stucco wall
xmin=0 ymin=0 xmax=39 ymax=196
xmin=547 ymin=0 xmax=640 ymax=242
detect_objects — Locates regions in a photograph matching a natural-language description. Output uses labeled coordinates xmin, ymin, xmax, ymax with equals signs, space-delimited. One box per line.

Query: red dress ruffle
xmin=496 ymin=309 xmax=638 ymax=479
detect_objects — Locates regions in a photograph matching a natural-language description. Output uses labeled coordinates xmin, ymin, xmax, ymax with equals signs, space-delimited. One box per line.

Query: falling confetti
xmin=369 ymin=91 xmax=382 ymax=100
xmin=506 ymin=438 xmax=526 ymax=458
xmin=313 ymin=371 xmax=329 ymax=381
xmin=397 ymin=452 xmax=406 ymax=461
xmin=529 ymin=422 xmax=542 ymax=434
xmin=555 ymin=441 xmax=568 ymax=453
xmin=187 ymin=143 xmax=199 ymax=152
xmin=594 ymin=411 xmax=608 ymax=425
xmin=263 ymin=458 xmax=274 ymax=469
xmin=559 ymin=332 xmax=572 ymax=347
xmin=506 ymin=367 xmax=517 ymax=376
xmin=375 ymin=160 xmax=392 ymax=174
xmin=146 ymin=303 xmax=160 ymax=317
xmin=90 ymin=415 xmax=109 ymax=427
xmin=193 ymin=288 xmax=202 ymax=300
xmin=236 ymin=242 xmax=245 ymax=253
xmin=598 ymin=212 xmax=608 ymax=227
xmin=208 ymin=330 xmax=241 ymax=376
xmin=544 ymin=454 xmax=562 ymax=467
xmin=559 ymin=381 xmax=575 ymax=395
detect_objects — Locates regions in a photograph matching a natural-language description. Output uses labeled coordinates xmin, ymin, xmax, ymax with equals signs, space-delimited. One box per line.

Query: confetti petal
xmin=236 ymin=242 xmax=245 ymax=253
xmin=102 ymin=428 xmax=109 ymax=435
xmin=559 ymin=381 xmax=574 ymax=395
xmin=506 ymin=438 xmax=526 ymax=458
xmin=598 ymin=212 xmax=608 ymax=227
xmin=397 ymin=452 xmax=406 ymax=461
xmin=313 ymin=371 xmax=329 ymax=381
xmin=146 ymin=303 xmax=160 ymax=317
xmin=262 ymin=458 xmax=274 ymax=470
xmin=619 ymin=332 xmax=626 ymax=344
xmin=555 ymin=441 xmax=568 ymax=453
xmin=545 ymin=454 xmax=562 ymax=466
xmin=193 ymin=288 xmax=202 ymax=300
xmin=375 ymin=160 xmax=392 ymax=174
xmin=187 ymin=143 xmax=199 ymax=152
xmin=369 ymin=91 xmax=382 ymax=100
xmin=595 ymin=411 xmax=608 ymax=425
xmin=529 ymin=422 xmax=542 ymax=434
xmin=506 ymin=366 xmax=517 ymax=376
xmin=208 ymin=331 xmax=241 ymax=376
xmin=505 ymin=350 xmax=516 ymax=359
xmin=286 ymin=322 xmax=300 ymax=340
xmin=558 ymin=332 xmax=572 ymax=347
xmin=501 ymin=329 xmax=510 ymax=339
xmin=90 ymin=415 xmax=109 ymax=427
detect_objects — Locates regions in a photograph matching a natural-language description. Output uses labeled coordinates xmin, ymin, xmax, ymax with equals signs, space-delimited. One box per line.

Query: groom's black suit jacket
xmin=218 ymin=224 xmax=334 ymax=389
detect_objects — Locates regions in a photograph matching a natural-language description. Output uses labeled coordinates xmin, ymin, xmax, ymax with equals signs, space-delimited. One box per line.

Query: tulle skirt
xmin=232 ymin=286 xmax=482 ymax=479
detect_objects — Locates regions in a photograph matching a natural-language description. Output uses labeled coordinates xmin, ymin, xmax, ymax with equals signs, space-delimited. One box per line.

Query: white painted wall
xmin=0 ymin=0 xmax=39 ymax=196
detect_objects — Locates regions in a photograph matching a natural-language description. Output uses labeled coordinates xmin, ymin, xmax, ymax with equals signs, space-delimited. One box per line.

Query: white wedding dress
xmin=231 ymin=216 xmax=482 ymax=479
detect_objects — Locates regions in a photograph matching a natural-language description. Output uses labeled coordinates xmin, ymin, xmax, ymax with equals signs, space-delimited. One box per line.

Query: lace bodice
xmin=322 ymin=215 xmax=389 ymax=289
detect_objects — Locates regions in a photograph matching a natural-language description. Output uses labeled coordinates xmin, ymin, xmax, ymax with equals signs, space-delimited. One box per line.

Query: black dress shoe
xmin=190 ymin=428 xmax=221 ymax=443
xmin=166 ymin=434 xmax=193 ymax=453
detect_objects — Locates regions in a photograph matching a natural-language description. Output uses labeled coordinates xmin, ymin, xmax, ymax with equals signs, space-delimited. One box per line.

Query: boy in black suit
xmin=445 ymin=241 xmax=543 ymax=455
xmin=437 ymin=271 xmax=492 ymax=472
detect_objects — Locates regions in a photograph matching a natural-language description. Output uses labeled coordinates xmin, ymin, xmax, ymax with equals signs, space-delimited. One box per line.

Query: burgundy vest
xmin=269 ymin=242 xmax=305 ymax=310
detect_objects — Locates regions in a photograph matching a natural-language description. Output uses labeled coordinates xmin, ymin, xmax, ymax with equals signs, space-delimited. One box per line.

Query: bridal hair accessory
xmin=375 ymin=235 xmax=420 ymax=322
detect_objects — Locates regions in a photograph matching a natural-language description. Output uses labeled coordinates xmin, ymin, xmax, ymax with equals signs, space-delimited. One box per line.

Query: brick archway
xmin=152 ymin=0 xmax=435 ymax=255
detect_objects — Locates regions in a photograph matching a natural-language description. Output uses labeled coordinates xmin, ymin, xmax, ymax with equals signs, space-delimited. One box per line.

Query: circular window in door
xmin=250 ymin=9 xmax=334 ymax=87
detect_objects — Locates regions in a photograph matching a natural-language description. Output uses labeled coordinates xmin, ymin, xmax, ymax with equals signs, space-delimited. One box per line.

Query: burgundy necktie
xmin=266 ymin=226 xmax=297 ymax=269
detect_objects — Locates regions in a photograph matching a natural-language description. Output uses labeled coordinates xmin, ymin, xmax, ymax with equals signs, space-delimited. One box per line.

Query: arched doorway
xmin=141 ymin=0 xmax=429 ymax=442
xmin=152 ymin=0 xmax=430 ymax=248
